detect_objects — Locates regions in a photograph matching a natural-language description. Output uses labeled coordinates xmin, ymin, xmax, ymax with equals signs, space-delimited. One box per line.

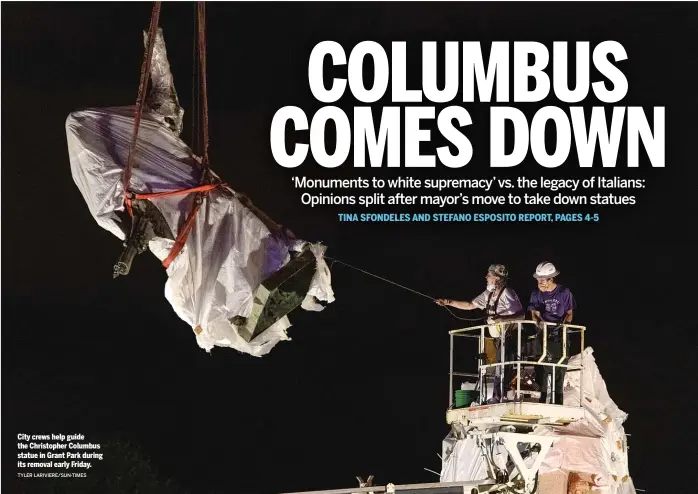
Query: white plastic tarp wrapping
xmin=440 ymin=348 xmax=634 ymax=494
xmin=440 ymin=435 xmax=489 ymax=483
xmin=563 ymin=347 xmax=628 ymax=428
xmin=536 ymin=347 xmax=634 ymax=493
xmin=66 ymin=30 xmax=334 ymax=357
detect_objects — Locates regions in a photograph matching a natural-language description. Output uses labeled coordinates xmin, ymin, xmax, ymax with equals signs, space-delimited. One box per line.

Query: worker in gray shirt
xmin=436 ymin=264 xmax=524 ymax=402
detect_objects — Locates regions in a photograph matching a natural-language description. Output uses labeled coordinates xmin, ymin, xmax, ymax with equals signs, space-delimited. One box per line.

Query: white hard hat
xmin=533 ymin=261 xmax=559 ymax=279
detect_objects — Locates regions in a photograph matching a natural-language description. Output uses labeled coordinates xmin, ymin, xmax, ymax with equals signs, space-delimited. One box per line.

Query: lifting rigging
xmin=67 ymin=1 xmax=335 ymax=356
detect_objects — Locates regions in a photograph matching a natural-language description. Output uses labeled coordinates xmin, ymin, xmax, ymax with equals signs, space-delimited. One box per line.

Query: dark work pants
xmin=536 ymin=330 xmax=571 ymax=404
xmin=493 ymin=332 xmax=518 ymax=401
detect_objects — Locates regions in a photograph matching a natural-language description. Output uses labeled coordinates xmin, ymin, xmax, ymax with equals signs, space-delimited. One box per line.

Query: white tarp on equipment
xmin=440 ymin=435 xmax=489 ymax=483
xmin=65 ymin=29 xmax=334 ymax=357
xmin=440 ymin=347 xmax=635 ymax=494
xmin=536 ymin=347 xmax=634 ymax=493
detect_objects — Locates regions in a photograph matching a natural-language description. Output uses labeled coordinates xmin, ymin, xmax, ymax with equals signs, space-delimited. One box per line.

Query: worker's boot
xmin=144 ymin=27 xmax=185 ymax=137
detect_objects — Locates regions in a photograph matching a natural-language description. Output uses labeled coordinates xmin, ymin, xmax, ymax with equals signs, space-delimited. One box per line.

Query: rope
xmin=327 ymin=258 xmax=432 ymax=300
xmin=325 ymin=257 xmax=485 ymax=322
xmin=123 ymin=1 xmax=162 ymax=217
xmin=120 ymin=3 xmax=217 ymax=272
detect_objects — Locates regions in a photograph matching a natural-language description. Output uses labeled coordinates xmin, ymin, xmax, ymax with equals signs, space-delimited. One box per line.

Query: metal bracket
xmin=481 ymin=432 xmax=555 ymax=493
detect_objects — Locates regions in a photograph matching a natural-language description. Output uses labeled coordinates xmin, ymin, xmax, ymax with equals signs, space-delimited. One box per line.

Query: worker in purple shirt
xmin=528 ymin=261 xmax=576 ymax=404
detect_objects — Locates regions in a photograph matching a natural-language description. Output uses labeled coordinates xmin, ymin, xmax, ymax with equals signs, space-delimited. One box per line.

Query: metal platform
xmin=448 ymin=320 xmax=587 ymax=408
xmin=283 ymin=321 xmax=595 ymax=494
xmin=447 ymin=401 xmax=585 ymax=429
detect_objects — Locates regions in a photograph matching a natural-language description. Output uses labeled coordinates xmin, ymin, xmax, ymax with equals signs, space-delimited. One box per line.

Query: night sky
xmin=3 ymin=2 xmax=697 ymax=493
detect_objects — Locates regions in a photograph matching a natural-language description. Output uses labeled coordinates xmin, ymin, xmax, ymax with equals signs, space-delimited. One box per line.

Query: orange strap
xmin=125 ymin=195 xmax=134 ymax=218
xmin=133 ymin=183 xmax=223 ymax=200
xmin=128 ymin=182 xmax=225 ymax=269
xmin=161 ymin=196 xmax=203 ymax=269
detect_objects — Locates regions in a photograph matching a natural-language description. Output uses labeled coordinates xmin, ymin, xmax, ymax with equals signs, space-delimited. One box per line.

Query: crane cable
xmin=122 ymin=1 xmax=162 ymax=218
xmin=120 ymin=3 xmax=483 ymax=323
xmin=196 ymin=1 xmax=210 ymax=181
xmin=121 ymin=1 xmax=222 ymax=270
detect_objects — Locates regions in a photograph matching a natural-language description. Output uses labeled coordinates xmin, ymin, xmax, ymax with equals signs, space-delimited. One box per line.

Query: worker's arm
xmin=563 ymin=290 xmax=576 ymax=324
xmin=435 ymin=299 xmax=477 ymax=310
xmin=564 ymin=309 xmax=574 ymax=324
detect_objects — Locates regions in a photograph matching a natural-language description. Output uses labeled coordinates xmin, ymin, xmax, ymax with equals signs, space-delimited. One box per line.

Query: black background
xmin=3 ymin=2 xmax=697 ymax=493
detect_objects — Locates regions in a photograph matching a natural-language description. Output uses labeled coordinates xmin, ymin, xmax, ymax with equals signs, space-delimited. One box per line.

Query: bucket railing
xmin=448 ymin=320 xmax=586 ymax=407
